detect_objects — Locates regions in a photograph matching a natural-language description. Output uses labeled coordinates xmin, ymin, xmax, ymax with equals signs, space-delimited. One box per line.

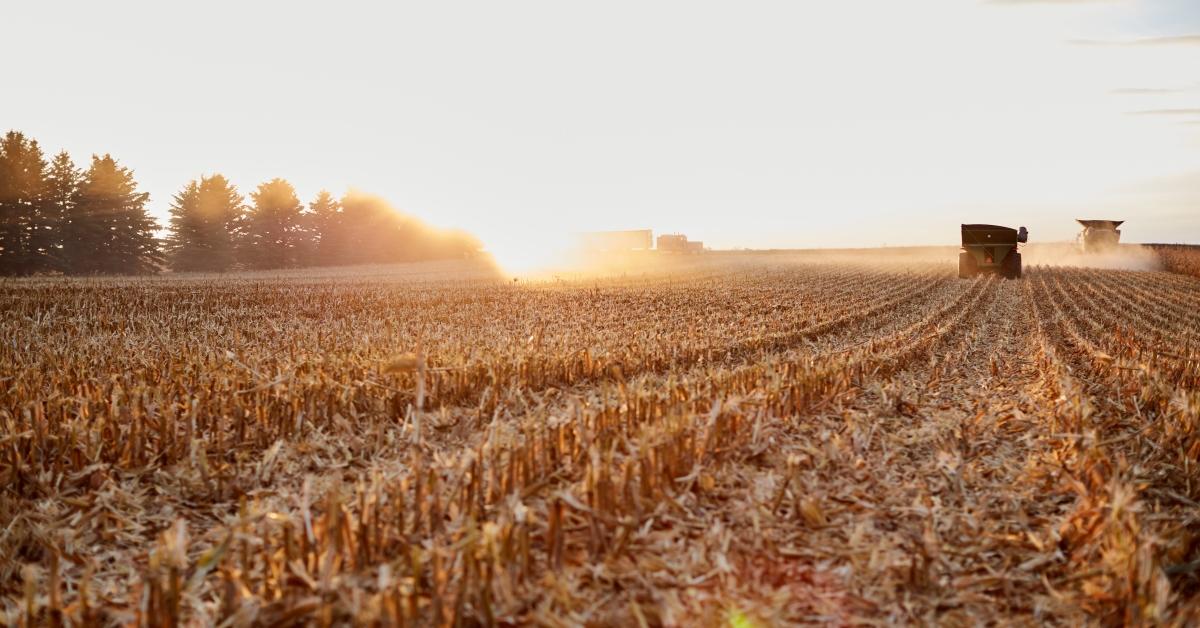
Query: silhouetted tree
xmin=306 ymin=190 xmax=343 ymax=265
xmin=0 ymin=131 xmax=49 ymax=275
xmin=166 ymin=174 xmax=245 ymax=272
xmin=242 ymin=178 xmax=304 ymax=269
xmin=66 ymin=154 xmax=162 ymax=274
xmin=1 ymin=130 xmax=484 ymax=275
xmin=293 ymin=197 xmax=318 ymax=268
xmin=39 ymin=151 xmax=81 ymax=272
xmin=166 ymin=180 xmax=201 ymax=263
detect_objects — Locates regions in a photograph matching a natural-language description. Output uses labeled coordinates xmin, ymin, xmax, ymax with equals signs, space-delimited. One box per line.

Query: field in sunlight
xmin=2 ymin=252 xmax=1200 ymax=624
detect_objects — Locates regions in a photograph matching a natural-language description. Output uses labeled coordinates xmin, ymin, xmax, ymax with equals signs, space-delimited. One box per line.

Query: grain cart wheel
xmin=1002 ymin=250 xmax=1022 ymax=279
xmin=959 ymin=252 xmax=978 ymax=279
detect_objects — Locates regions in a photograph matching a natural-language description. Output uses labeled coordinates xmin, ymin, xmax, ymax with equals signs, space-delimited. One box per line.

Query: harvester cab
xmin=959 ymin=224 xmax=1026 ymax=279
xmin=1076 ymin=219 xmax=1122 ymax=254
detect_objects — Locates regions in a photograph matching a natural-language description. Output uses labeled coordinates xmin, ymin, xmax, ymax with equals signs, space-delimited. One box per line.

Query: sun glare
xmin=483 ymin=231 xmax=575 ymax=277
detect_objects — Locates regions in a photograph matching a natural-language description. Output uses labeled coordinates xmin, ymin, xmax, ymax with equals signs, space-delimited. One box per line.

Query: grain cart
xmin=1076 ymin=219 xmax=1123 ymax=254
xmin=959 ymin=224 xmax=1027 ymax=279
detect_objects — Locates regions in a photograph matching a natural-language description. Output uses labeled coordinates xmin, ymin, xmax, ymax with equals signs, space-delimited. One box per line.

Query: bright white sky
xmin=4 ymin=0 xmax=1199 ymax=269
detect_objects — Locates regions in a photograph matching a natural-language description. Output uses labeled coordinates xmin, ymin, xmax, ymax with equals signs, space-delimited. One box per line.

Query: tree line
xmin=0 ymin=130 xmax=481 ymax=276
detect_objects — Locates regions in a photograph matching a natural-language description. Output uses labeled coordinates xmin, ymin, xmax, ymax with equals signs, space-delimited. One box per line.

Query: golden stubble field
xmin=2 ymin=253 xmax=1199 ymax=626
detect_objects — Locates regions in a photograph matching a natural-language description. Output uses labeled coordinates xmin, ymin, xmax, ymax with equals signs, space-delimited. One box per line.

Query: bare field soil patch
xmin=2 ymin=254 xmax=1199 ymax=625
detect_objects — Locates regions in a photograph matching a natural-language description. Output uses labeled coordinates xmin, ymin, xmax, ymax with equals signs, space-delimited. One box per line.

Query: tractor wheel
xmin=958 ymin=252 xmax=978 ymax=279
xmin=1002 ymin=251 xmax=1022 ymax=279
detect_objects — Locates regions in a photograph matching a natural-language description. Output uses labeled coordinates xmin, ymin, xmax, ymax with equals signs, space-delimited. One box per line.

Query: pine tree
xmin=167 ymin=174 xmax=244 ymax=272
xmin=307 ymin=190 xmax=342 ymax=265
xmin=40 ymin=151 xmax=81 ymax=273
xmin=68 ymin=154 xmax=162 ymax=274
xmin=295 ymin=208 xmax=318 ymax=268
xmin=166 ymin=180 xmax=203 ymax=269
xmin=0 ymin=131 xmax=49 ymax=275
xmin=242 ymin=178 xmax=304 ymax=269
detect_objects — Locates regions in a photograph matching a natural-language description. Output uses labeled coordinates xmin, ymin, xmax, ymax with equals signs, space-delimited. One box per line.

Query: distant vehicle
xmin=959 ymin=224 xmax=1027 ymax=279
xmin=1076 ymin=219 xmax=1123 ymax=254
xmin=656 ymin=233 xmax=704 ymax=253
xmin=657 ymin=233 xmax=689 ymax=252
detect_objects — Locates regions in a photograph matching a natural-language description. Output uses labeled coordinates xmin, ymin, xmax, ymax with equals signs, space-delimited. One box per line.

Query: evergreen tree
xmin=166 ymin=174 xmax=244 ymax=272
xmin=40 ymin=151 xmax=81 ymax=272
xmin=295 ymin=208 xmax=318 ymax=268
xmin=67 ymin=154 xmax=162 ymax=274
xmin=307 ymin=190 xmax=342 ymax=265
xmin=0 ymin=131 xmax=49 ymax=275
xmin=166 ymin=180 xmax=202 ymax=269
xmin=242 ymin=178 xmax=303 ymax=269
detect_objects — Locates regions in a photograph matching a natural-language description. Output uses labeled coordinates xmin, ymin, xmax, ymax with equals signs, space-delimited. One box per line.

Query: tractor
xmin=959 ymin=224 xmax=1027 ymax=279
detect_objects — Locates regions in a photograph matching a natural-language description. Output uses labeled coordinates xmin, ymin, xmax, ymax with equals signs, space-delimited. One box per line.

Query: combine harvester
xmin=1076 ymin=219 xmax=1123 ymax=254
xmin=959 ymin=224 xmax=1028 ymax=279
xmin=577 ymin=230 xmax=706 ymax=256
xmin=656 ymin=233 xmax=704 ymax=253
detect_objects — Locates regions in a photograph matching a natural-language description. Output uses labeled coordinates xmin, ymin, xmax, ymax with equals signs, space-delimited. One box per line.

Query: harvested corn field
xmin=2 ymin=255 xmax=1200 ymax=625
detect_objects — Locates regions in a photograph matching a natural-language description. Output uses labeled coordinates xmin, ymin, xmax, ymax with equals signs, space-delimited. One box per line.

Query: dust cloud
xmin=783 ymin=243 xmax=1163 ymax=273
xmin=1021 ymin=243 xmax=1162 ymax=272
xmin=498 ymin=241 xmax=1163 ymax=281
xmin=502 ymin=246 xmax=960 ymax=281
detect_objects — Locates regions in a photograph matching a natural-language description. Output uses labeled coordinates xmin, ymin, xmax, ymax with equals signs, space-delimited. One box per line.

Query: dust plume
xmin=505 ymin=245 xmax=962 ymax=282
xmin=495 ymin=239 xmax=1166 ymax=282
xmin=335 ymin=191 xmax=485 ymax=265
xmin=1022 ymin=242 xmax=1162 ymax=271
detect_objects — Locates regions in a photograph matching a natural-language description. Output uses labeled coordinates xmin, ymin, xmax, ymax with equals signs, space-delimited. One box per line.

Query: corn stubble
xmin=1 ymin=256 xmax=1199 ymax=625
